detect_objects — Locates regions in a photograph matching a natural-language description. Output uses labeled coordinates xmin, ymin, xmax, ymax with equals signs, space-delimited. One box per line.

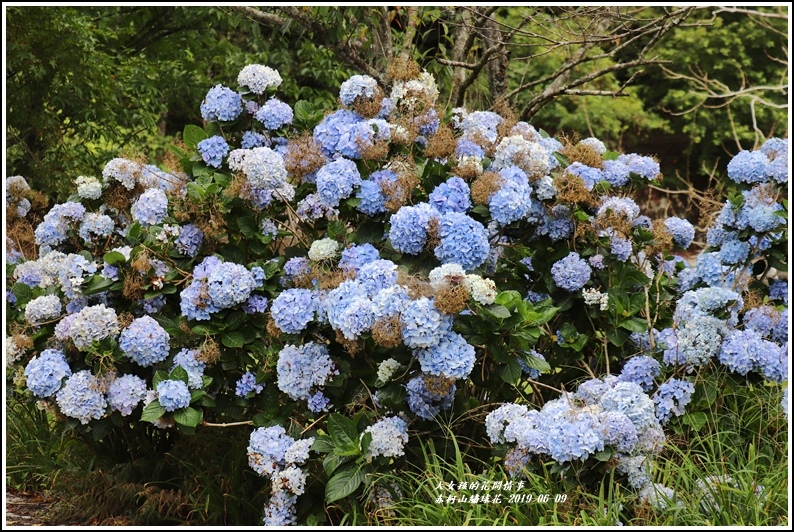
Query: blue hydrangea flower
xmin=401 ymin=297 xmax=454 ymax=349
xmin=719 ymin=239 xmax=750 ymax=265
xmin=357 ymin=259 xmax=398 ymax=295
xmin=172 ymin=348 xmax=206 ymax=389
xmin=206 ymin=262 xmax=258 ymax=309
xmin=489 ymin=175 xmax=532 ymax=226
xmin=271 ymin=289 xmax=316 ymax=334
xmin=617 ymin=153 xmax=660 ymax=180
xmin=566 ymin=162 xmax=603 ymax=190
xmin=200 ymin=84 xmax=243 ymax=122
xmin=597 ymin=196 xmax=640 ymax=221
xmin=25 ymin=349 xmax=72 ymax=397
xmin=662 ymin=316 xmax=726 ymax=367
xmin=405 ymin=375 xmax=456 ymax=420
xmin=769 ymin=279 xmax=787 ymax=304
xmin=243 ymin=295 xmax=269 ymax=314
xmin=340 ymin=74 xmax=378 ymax=106
xmin=599 ymin=382 xmax=658 ymax=432
xmin=413 ymin=331 xmax=476 ymax=380
xmin=600 ymin=411 xmax=638 ymax=453
xmin=67 ymin=304 xmax=120 ymax=350
xmin=388 ymin=203 xmax=440 ymax=255
xmin=236 ymin=371 xmax=265 ymax=397
xmin=456 ymin=138 xmax=485 ymax=158
xmin=241 ymin=131 xmax=268 ymax=149
xmin=176 ymin=224 xmax=203 ymax=257
xmin=338 ymin=243 xmax=380 ymax=272
xmin=248 ymin=425 xmax=293 ymax=476
xmin=283 ymin=257 xmax=311 ymax=281
xmin=255 ymin=98 xmax=293 ymax=130
xmin=363 ymin=416 xmax=409 ymax=459
xmin=307 ymin=391 xmax=331 ymax=413
xmin=618 ymin=356 xmax=661 ymax=391
xmin=372 ymin=285 xmax=411 ymax=320
xmin=653 ymin=378 xmax=695 ymax=424
xmin=119 ymin=316 xmax=170 ymax=367
xmin=56 ymin=370 xmax=107 ymax=424
xmin=434 ymin=212 xmax=490 ymax=271
xmin=238 ymin=64 xmax=282 ymax=94
xmin=602 ymin=160 xmax=631 ymax=187
xmin=727 ymin=150 xmax=771 ymax=184
xmin=34 ymin=202 xmax=86 ymax=248
xmin=157 ymin=379 xmax=191 ymax=412
xmin=197 ymin=135 xmax=230 ymax=168
xmin=610 ymin=234 xmax=633 ymax=262
xmin=24 ymin=294 xmax=62 ymax=325
xmin=551 ymin=252 xmax=592 ymax=291
xmin=108 ymin=374 xmax=148 ymax=416
xmin=429 ymin=177 xmax=471 ymax=214
xmin=674 ymin=287 xmax=741 ymax=324
xmin=485 ymin=403 xmax=530 ymax=444
xmin=664 ymin=217 xmax=695 ymax=249
xmin=460 ymin=111 xmax=503 ymax=144
xmin=315 ymin=158 xmax=361 ymax=207
xmin=131 ymin=188 xmax=169 ymax=226
xmin=313 ymin=109 xmax=364 ymax=157
xmin=78 ymin=213 xmax=115 ymax=243
xmin=276 ymin=342 xmax=338 ymax=402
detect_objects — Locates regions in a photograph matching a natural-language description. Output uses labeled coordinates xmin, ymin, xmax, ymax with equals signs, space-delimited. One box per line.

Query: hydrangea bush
xmin=5 ymin=62 xmax=788 ymax=525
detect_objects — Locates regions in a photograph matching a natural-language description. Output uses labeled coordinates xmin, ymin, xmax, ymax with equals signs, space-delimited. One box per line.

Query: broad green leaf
xmin=221 ymin=331 xmax=246 ymax=348
xmin=325 ymin=465 xmax=365 ymax=503
xmin=141 ymin=400 xmax=166 ymax=422
xmin=174 ymin=406 xmax=203 ymax=427
xmin=183 ymin=124 xmax=207 ymax=150
xmin=102 ymin=251 xmax=127 ymax=265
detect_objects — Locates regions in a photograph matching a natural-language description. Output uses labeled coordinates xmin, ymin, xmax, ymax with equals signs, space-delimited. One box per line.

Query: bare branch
xmin=231 ymin=6 xmax=285 ymax=27
xmin=712 ymin=6 xmax=789 ymax=19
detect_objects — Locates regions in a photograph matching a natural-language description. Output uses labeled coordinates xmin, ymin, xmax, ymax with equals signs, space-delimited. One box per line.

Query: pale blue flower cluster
xmin=769 ymin=279 xmax=787 ymax=304
xmin=180 ymin=257 xmax=259 ymax=320
xmin=131 ymin=188 xmax=169 ymax=226
xmin=459 ymin=111 xmax=503 ymax=144
xmin=255 ymin=98 xmax=293 ymax=130
xmin=566 ymin=162 xmax=602 ymax=190
xmin=25 ymin=349 xmax=72 ymax=397
xmin=602 ymin=160 xmax=631 ymax=187
xmin=313 ymin=109 xmax=363 ymax=157
xmin=102 ymin=158 xmax=141 ymax=189
xmin=653 ymin=378 xmax=694 ymax=424
xmin=405 ymin=375 xmax=456 ymax=419
xmin=200 ymin=84 xmax=243 ymax=122
xmin=243 ymin=294 xmax=269 ymax=314
xmin=237 ymin=64 xmax=282 ymax=94
xmin=236 ymin=371 xmax=265 ymax=397
xmin=156 ymin=379 xmax=191 ymax=411
xmin=339 ymin=243 xmax=380 ymax=272
xmin=551 ymin=252 xmax=592 ymax=291
xmin=66 ymin=304 xmax=120 ymax=350
xmin=34 ymin=202 xmax=86 ymax=249
xmin=434 ymin=212 xmax=490 ymax=270
xmin=618 ymin=356 xmax=661 ymax=391
xmin=56 ymin=370 xmax=107 ymax=424
xmin=597 ymin=196 xmax=640 ymax=221
xmin=719 ymin=328 xmax=787 ymax=382
xmin=664 ymin=217 xmax=695 ymax=249
xmin=659 ymin=315 xmax=726 ymax=367
xmin=271 ymin=288 xmax=316 ymax=334
xmin=175 ymin=224 xmax=203 ymax=257
xmin=727 ymin=149 xmax=771 ymax=184
xmin=414 ymin=330 xmax=476 ymax=380
xmin=401 ymin=297 xmax=454 ymax=349
xmin=119 ymin=315 xmax=170 ymax=366
xmin=429 ymin=177 xmax=471 ymax=214
xmin=276 ymin=342 xmax=338 ymax=402
xmin=172 ymin=348 xmax=206 ymax=389
xmin=78 ymin=213 xmax=115 ymax=243
xmin=339 ymin=74 xmax=378 ymax=106
xmin=324 ymin=281 xmax=375 ymax=340
xmin=674 ymin=286 xmax=741 ymax=324
xmin=610 ymin=234 xmax=632 ymax=262
xmin=388 ymin=202 xmax=440 ymax=254
xmin=24 ymin=294 xmax=62 ymax=325
xmin=241 ymin=130 xmax=268 ymax=149
xmin=316 ymin=158 xmax=361 ymax=207
xmin=238 ymin=146 xmax=288 ymax=191
xmin=108 ymin=374 xmax=148 ymax=416
xmin=489 ymin=167 xmax=533 ymax=226
xmin=197 ymin=135 xmax=230 ymax=168
xmin=363 ymin=416 xmax=409 ymax=460
xmin=307 ymin=391 xmax=331 ymax=413
xmin=617 ymin=153 xmax=659 ymax=180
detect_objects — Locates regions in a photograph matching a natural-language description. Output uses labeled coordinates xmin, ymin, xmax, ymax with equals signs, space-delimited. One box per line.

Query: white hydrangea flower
xmin=75 ymin=175 xmax=103 ymax=200
xmin=582 ymin=287 xmax=609 ymax=311
xmin=491 ymin=135 xmax=550 ymax=179
xmin=457 ymin=155 xmax=483 ymax=176
xmin=429 ymin=263 xmax=466 ymax=290
xmin=464 ymin=274 xmax=497 ymax=305
xmin=308 ymin=238 xmax=340 ymax=262
xmin=6 ymin=335 xmax=26 ymax=365
xmin=580 ymin=137 xmax=607 ymax=155
xmin=238 ymin=64 xmax=282 ymax=94
xmin=272 ymin=465 xmax=308 ymax=495
xmin=377 ymin=358 xmax=401 ymax=383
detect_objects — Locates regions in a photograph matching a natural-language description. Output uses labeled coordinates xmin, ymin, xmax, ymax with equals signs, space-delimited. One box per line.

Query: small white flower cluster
xmin=237 ymin=64 xmax=282 ymax=94
xmin=465 ymin=275 xmax=497 ymax=305
xmin=156 ymin=224 xmax=181 ymax=243
xmin=377 ymin=358 xmax=401 ymax=383
xmin=6 ymin=335 xmax=27 ymax=365
xmin=308 ymin=238 xmax=340 ymax=262
xmin=75 ymin=175 xmax=103 ymax=200
xmin=582 ymin=287 xmax=609 ymax=311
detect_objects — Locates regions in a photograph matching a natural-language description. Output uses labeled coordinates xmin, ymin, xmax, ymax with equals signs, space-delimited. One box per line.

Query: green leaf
xmin=221 ymin=331 xmax=246 ymax=348
xmin=523 ymin=306 xmax=559 ymax=327
xmin=186 ymin=182 xmax=205 ymax=202
xmin=311 ymin=435 xmax=335 ymax=454
xmin=237 ymin=215 xmax=259 ymax=239
xmin=682 ymin=412 xmax=708 ymax=431
xmin=519 ymin=351 xmax=551 ymax=373
xmin=191 ymin=323 xmax=219 ymax=336
xmin=328 ymin=413 xmax=359 ymax=450
xmin=487 ymin=305 xmax=511 ymax=319
xmin=183 ymin=124 xmax=207 ymax=150
xmin=358 ymin=431 xmax=372 ymax=455
xmin=499 ymin=358 xmax=523 ymax=386
xmin=323 ymin=453 xmax=348 ymax=476
xmin=325 ymin=464 xmax=365 ymax=504
xmin=12 ymin=282 xmax=34 ymax=306
xmin=595 ymin=449 xmax=614 ymax=462
xmin=81 ymin=275 xmax=116 ymax=296
xmin=252 ymin=413 xmax=271 ymax=427
xmin=102 ymin=251 xmax=127 ymax=265
xmin=141 ymin=400 xmax=166 ymax=422
xmin=606 ymin=328 xmax=630 ymax=347
xmin=169 ymin=365 xmax=190 ymax=385
xmin=494 ymin=290 xmax=522 ymax=308
xmin=327 ymin=220 xmax=346 ymax=240
xmin=152 ymin=370 xmax=169 ymax=389
xmin=619 ymin=318 xmax=649 ymax=333
xmin=173 ymin=406 xmax=203 ymax=427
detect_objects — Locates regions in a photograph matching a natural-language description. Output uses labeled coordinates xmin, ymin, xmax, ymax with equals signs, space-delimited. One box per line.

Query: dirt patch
xmin=5 ymin=487 xmax=51 ymax=526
